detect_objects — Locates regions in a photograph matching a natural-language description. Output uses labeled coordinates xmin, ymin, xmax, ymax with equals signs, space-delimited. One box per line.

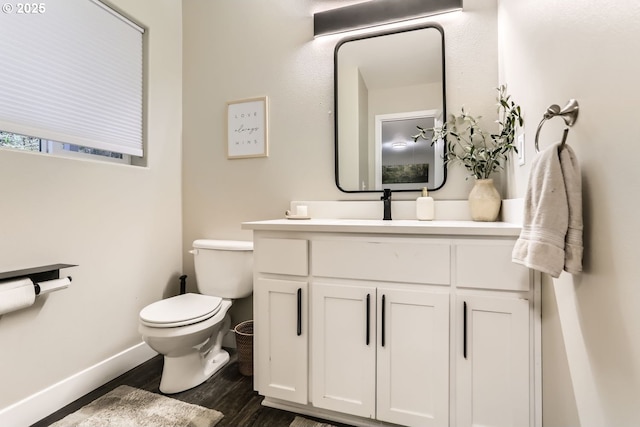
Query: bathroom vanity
xmin=242 ymin=219 xmax=540 ymax=427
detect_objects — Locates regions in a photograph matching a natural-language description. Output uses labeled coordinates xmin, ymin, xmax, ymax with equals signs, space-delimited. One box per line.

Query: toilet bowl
xmin=139 ymin=240 xmax=253 ymax=394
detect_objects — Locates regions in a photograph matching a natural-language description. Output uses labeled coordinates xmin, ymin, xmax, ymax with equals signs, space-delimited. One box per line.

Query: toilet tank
xmin=191 ymin=239 xmax=253 ymax=299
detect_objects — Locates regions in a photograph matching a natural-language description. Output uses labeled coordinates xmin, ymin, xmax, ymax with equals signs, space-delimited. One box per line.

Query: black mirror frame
xmin=334 ymin=23 xmax=447 ymax=193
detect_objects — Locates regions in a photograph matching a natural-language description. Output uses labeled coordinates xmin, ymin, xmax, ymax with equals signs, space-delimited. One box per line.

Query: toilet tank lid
xmin=193 ymin=239 xmax=253 ymax=251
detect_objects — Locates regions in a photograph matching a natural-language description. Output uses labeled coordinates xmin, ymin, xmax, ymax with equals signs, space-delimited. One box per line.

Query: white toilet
xmin=138 ymin=239 xmax=253 ymax=394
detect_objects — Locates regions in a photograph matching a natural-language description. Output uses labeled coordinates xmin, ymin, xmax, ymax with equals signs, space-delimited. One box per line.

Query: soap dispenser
xmin=416 ymin=187 xmax=434 ymax=221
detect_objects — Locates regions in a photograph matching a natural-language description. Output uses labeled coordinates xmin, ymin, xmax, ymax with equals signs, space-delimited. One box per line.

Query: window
xmin=0 ymin=0 xmax=145 ymax=162
xmin=0 ymin=131 xmax=41 ymax=152
xmin=0 ymin=130 xmax=130 ymax=164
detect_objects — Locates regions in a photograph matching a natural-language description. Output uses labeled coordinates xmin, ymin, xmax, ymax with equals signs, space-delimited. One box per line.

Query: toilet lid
xmin=140 ymin=293 xmax=222 ymax=327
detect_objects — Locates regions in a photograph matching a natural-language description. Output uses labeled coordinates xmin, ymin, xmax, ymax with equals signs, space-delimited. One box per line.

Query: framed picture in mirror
xmin=375 ymin=109 xmax=443 ymax=191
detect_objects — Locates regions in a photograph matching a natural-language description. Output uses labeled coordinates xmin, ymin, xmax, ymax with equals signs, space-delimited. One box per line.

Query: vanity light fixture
xmin=314 ymin=0 xmax=462 ymax=37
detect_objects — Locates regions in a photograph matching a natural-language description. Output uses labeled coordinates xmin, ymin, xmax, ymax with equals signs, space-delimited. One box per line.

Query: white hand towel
xmin=559 ymin=144 xmax=583 ymax=274
xmin=512 ymin=142 xmax=583 ymax=277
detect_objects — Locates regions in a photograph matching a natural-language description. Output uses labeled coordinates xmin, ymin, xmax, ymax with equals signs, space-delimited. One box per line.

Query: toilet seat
xmin=140 ymin=293 xmax=223 ymax=328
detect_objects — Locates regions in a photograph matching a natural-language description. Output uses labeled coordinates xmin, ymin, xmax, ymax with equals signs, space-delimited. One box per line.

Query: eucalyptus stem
xmin=413 ymin=85 xmax=523 ymax=180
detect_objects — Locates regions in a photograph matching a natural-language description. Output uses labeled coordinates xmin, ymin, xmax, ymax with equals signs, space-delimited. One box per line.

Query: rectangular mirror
xmin=335 ymin=24 xmax=446 ymax=192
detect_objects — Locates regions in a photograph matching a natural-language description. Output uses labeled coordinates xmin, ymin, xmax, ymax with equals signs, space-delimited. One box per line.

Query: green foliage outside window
xmin=0 ymin=131 xmax=41 ymax=151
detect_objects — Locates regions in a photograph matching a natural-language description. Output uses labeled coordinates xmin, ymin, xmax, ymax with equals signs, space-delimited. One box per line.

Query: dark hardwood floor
xmin=32 ymin=352 xmax=353 ymax=427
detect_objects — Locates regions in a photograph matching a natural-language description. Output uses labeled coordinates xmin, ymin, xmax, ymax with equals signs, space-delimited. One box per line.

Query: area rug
xmin=50 ymin=385 xmax=223 ymax=427
xmin=289 ymin=415 xmax=336 ymax=427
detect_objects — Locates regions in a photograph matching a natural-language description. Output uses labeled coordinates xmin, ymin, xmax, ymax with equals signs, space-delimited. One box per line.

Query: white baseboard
xmin=0 ymin=342 xmax=157 ymax=427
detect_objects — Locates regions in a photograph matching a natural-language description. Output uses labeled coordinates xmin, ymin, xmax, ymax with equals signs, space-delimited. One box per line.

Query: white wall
xmin=181 ymin=0 xmax=499 ymax=321
xmin=183 ymin=1 xmax=640 ymax=424
xmin=0 ymin=0 xmax=182 ymax=411
xmin=10 ymin=0 xmax=615 ymax=423
xmin=499 ymin=0 xmax=640 ymax=425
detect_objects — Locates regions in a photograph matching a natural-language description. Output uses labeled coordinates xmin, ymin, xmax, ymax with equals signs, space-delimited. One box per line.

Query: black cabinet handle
xmin=463 ymin=301 xmax=468 ymax=359
xmin=297 ymin=288 xmax=302 ymax=336
xmin=381 ymin=294 xmax=386 ymax=347
xmin=366 ymin=294 xmax=371 ymax=345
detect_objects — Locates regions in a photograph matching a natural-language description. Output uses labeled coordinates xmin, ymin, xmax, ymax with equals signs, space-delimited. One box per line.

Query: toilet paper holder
xmin=0 ymin=263 xmax=77 ymax=291
xmin=0 ymin=264 xmax=76 ymax=316
xmin=34 ymin=276 xmax=72 ymax=295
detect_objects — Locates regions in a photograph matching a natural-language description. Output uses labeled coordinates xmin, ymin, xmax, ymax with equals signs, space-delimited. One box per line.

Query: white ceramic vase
xmin=468 ymin=178 xmax=501 ymax=221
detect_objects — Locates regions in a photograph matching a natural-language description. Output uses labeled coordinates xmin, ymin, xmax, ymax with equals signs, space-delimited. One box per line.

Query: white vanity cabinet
xmin=310 ymin=237 xmax=451 ymax=426
xmin=253 ymin=238 xmax=309 ymax=404
xmin=454 ymin=293 xmax=530 ymax=427
xmin=244 ymin=220 xmax=540 ymax=427
xmin=375 ymin=287 xmax=450 ymax=426
xmin=310 ymin=282 xmax=377 ymax=418
xmin=311 ymin=282 xmax=450 ymax=426
xmin=452 ymin=240 xmax=535 ymax=427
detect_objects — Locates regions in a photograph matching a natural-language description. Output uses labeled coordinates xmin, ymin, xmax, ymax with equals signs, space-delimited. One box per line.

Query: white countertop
xmin=242 ymin=218 xmax=522 ymax=237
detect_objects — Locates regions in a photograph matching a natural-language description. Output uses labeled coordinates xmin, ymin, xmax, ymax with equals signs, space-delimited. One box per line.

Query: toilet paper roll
xmin=0 ymin=278 xmax=36 ymax=315
xmin=38 ymin=277 xmax=71 ymax=295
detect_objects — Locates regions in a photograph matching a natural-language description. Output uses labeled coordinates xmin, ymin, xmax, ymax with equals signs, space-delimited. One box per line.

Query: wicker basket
xmin=234 ymin=320 xmax=254 ymax=376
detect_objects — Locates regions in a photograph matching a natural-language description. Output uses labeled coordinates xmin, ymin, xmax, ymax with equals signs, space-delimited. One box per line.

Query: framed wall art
xmin=226 ymin=96 xmax=268 ymax=159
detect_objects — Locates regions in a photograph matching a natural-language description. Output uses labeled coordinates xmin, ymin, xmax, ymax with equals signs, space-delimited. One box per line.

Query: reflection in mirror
xmin=335 ymin=24 xmax=446 ymax=192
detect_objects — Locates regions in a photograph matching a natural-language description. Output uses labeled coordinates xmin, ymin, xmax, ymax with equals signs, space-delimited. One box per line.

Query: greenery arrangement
xmin=413 ymin=85 xmax=524 ymax=180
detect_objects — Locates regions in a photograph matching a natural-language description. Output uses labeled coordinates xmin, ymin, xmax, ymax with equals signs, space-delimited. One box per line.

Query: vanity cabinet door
xmin=455 ymin=294 xmax=530 ymax=427
xmin=255 ymin=277 xmax=308 ymax=404
xmin=311 ymin=282 xmax=376 ymax=419
xmin=377 ymin=288 xmax=450 ymax=427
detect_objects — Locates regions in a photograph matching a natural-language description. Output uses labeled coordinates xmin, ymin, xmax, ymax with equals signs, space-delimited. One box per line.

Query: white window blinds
xmin=0 ymin=0 xmax=145 ymax=157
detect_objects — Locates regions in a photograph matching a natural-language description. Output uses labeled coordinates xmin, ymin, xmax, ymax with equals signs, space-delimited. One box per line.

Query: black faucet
xmin=381 ymin=188 xmax=392 ymax=220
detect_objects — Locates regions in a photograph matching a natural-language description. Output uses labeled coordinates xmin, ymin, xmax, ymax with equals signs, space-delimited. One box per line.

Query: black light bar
xmin=314 ymin=0 xmax=463 ymax=37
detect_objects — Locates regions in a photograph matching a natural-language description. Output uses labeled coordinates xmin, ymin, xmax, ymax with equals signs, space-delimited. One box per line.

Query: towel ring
xmin=534 ymin=99 xmax=579 ymax=152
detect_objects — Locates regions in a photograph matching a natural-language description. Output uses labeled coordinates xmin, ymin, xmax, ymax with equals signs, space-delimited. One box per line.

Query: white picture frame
xmin=374 ymin=109 xmax=443 ymax=191
xmin=226 ymin=96 xmax=268 ymax=159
